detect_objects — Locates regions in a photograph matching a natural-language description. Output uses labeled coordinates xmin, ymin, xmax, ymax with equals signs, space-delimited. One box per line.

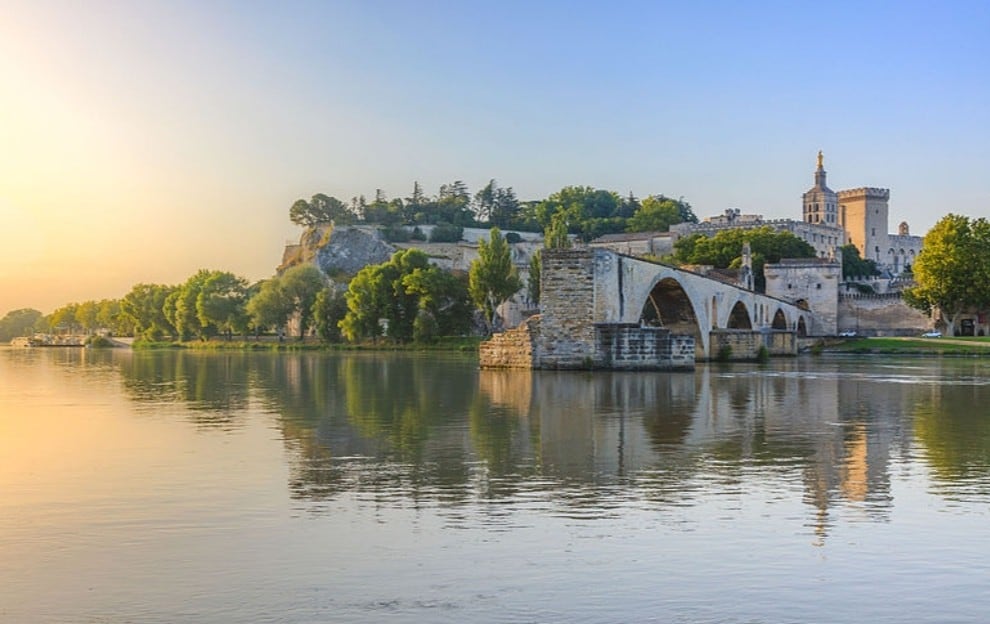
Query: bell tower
xmin=802 ymin=151 xmax=839 ymax=226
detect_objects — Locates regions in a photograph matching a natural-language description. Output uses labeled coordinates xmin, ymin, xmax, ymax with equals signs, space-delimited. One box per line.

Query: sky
xmin=2 ymin=0 xmax=989 ymax=315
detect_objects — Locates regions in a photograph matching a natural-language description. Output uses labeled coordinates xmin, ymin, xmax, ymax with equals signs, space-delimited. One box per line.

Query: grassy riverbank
xmin=827 ymin=336 xmax=990 ymax=356
xmin=131 ymin=336 xmax=483 ymax=353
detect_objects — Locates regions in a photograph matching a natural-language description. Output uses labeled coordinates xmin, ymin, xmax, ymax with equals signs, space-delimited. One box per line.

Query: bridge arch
xmin=797 ymin=316 xmax=808 ymax=337
xmin=771 ymin=308 xmax=787 ymax=330
xmin=638 ymin=276 xmax=706 ymax=359
xmin=727 ymin=301 xmax=753 ymax=329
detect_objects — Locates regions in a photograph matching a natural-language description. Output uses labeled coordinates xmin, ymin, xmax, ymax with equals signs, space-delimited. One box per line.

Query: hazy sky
xmin=2 ymin=1 xmax=988 ymax=315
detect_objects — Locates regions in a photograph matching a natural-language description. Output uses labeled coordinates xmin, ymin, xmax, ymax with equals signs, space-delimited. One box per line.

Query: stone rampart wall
xmin=837 ymin=296 xmax=931 ymax=336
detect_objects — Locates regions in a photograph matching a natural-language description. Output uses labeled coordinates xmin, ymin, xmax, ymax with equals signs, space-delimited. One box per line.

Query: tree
xmin=436 ymin=180 xmax=473 ymax=226
xmin=289 ymin=194 xmax=351 ymax=227
xmin=312 ymin=286 xmax=348 ymax=343
xmin=73 ymin=300 xmax=99 ymax=334
xmin=339 ymin=249 xmax=471 ymax=343
xmin=48 ymin=303 xmax=79 ymax=334
xmin=673 ymin=226 xmax=816 ymax=292
xmin=173 ymin=270 xmax=215 ymax=340
xmin=474 ymin=179 xmax=497 ymax=223
xmin=402 ymin=264 xmax=472 ymax=341
xmin=839 ymin=244 xmax=879 ymax=279
xmin=196 ymin=271 xmax=249 ymax=339
xmin=247 ymin=278 xmax=293 ymax=337
xmin=121 ymin=283 xmax=176 ymax=340
xmin=904 ymin=214 xmax=990 ymax=335
xmin=627 ymin=195 xmax=693 ymax=232
xmin=469 ymin=228 xmax=523 ymax=333
xmin=281 ymin=264 xmax=327 ymax=339
xmin=0 ymin=308 xmax=42 ymax=342
xmin=544 ymin=212 xmax=571 ymax=249
xmin=527 ymin=250 xmax=542 ymax=306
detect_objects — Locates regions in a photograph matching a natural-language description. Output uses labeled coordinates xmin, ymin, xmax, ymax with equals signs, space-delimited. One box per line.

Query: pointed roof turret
xmin=812 ymin=150 xmax=832 ymax=192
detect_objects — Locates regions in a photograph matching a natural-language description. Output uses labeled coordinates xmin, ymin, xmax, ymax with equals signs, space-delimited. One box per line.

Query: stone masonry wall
xmin=537 ymin=249 xmax=598 ymax=368
xmin=479 ymin=315 xmax=540 ymax=369
xmin=837 ymin=294 xmax=931 ymax=336
xmin=594 ymin=324 xmax=695 ymax=370
xmin=709 ymin=330 xmax=796 ymax=359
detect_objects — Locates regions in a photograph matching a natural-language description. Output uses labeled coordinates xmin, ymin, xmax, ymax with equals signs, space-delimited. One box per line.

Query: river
xmin=2 ymin=347 xmax=989 ymax=623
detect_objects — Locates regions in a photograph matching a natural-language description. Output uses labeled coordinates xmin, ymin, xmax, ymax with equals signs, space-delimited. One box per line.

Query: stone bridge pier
xmin=480 ymin=248 xmax=818 ymax=370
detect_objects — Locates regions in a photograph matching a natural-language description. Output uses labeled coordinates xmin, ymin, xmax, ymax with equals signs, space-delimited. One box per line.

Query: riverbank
xmin=130 ymin=336 xmax=483 ymax=353
xmin=826 ymin=336 xmax=990 ymax=356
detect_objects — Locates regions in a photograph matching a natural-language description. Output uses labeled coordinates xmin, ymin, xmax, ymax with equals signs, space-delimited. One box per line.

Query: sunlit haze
xmin=2 ymin=1 xmax=988 ymax=314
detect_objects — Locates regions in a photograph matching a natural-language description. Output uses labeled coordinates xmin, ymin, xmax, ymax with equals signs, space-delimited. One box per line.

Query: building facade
xmin=668 ymin=153 xmax=924 ymax=275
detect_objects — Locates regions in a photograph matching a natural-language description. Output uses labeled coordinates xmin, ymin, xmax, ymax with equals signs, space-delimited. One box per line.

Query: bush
xmin=429 ymin=223 xmax=463 ymax=243
xmin=716 ymin=344 xmax=732 ymax=362
xmin=505 ymin=231 xmax=522 ymax=244
xmin=380 ymin=225 xmax=411 ymax=243
xmin=756 ymin=345 xmax=770 ymax=362
xmin=411 ymin=227 xmax=426 ymax=241
xmin=86 ymin=335 xmax=114 ymax=348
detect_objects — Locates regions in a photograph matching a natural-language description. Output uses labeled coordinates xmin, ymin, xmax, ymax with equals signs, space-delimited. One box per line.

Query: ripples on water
xmin=3 ymin=350 xmax=990 ymax=623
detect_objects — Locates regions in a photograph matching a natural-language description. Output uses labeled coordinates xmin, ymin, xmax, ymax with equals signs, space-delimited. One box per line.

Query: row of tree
xmin=289 ymin=181 xmax=699 ymax=242
xmin=9 ymin=229 xmax=528 ymax=345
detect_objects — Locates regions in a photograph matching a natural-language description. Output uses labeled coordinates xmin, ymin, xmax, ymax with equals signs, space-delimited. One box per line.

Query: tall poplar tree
xmin=468 ymin=228 xmax=522 ymax=333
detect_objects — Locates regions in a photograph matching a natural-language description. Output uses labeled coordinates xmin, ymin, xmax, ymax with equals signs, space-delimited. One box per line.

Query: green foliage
xmin=339 ymin=248 xmax=470 ymax=343
xmin=905 ymin=214 xmax=990 ymax=333
xmin=196 ymin=271 xmax=250 ymax=339
xmin=121 ymin=283 xmax=177 ymax=340
xmin=544 ymin=212 xmax=571 ymax=249
xmin=840 ymin=244 xmax=879 ymax=279
xmin=0 ymin=308 xmax=42 ymax=342
xmin=289 ymin=194 xmax=353 ymax=227
xmin=672 ymin=226 xmax=817 ymax=291
xmin=756 ymin=345 xmax=770 ymax=362
xmin=86 ymin=335 xmax=114 ymax=348
xmin=527 ymin=249 xmax=542 ymax=306
xmin=289 ymin=180 xmax=691 ymax=238
xmin=247 ymin=278 xmax=293 ymax=335
xmin=312 ymin=286 xmax=348 ymax=343
xmin=429 ymin=223 xmax=464 ymax=243
xmin=469 ymin=228 xmax=523 ymax=332
xmin=281 ymin=264 xmax=328 ymax=339
xmin=627 ymin=195 xmax=694 ymax=232
xmin=380 ymin=225 xmax=411 ymax=243
xmin=504 ymin=231 xmax=522 ymax=244
xmin=716 ymin=344 xmax=733 ymax=362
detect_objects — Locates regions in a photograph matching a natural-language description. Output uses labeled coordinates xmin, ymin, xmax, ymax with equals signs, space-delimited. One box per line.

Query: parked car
xmin=922 ymin=331 xmax=942 ymax=338
xmin=838 ymin=331 xmax=857 ymax=337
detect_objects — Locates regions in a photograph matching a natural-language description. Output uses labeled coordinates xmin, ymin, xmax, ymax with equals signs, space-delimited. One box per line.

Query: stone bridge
xmin=481 ymin=248 xmax=818 ymax=370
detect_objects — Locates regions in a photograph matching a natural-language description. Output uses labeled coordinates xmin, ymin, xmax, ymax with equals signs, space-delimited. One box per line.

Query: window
xmin=816 ymin=284 xmax=822 ymax=289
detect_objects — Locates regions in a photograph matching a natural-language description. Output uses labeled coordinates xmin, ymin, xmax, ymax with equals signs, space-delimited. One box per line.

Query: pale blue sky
xmin=2 ymin=0 xmax=988 ymax=313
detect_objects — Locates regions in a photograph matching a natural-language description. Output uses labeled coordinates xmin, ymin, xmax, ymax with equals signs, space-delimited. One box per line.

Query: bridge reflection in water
xmin=101 ymin=350 xmax=990 ymax=541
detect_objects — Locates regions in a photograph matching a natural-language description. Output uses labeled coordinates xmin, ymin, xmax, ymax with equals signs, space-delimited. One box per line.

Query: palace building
xmin=670 ymin=152 xmax=924 ymax=275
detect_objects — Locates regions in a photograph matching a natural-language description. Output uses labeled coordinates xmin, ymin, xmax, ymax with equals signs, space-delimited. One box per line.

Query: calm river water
xmin=2 ymin=347 xmax=990 ymax=623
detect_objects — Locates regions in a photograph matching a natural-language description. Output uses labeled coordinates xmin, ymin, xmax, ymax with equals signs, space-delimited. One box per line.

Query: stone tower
xmin=837 ymin=187 xmax=890 ymax=263
xmin=802 ymin=151 xmax=839 ymax=227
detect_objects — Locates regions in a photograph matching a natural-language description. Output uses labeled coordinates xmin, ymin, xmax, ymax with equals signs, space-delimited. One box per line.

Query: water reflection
xmin=35 ymin=349 xmax=990 ymax=533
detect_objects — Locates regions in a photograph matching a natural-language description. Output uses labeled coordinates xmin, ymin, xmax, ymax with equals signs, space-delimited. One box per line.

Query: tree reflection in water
xmin=105 ymin=350 xmax=990 ymax=535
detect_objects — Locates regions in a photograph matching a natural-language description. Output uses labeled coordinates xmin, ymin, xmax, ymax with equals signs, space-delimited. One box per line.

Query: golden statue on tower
xmin=817 ymin=150 xmax=824 ymax=168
